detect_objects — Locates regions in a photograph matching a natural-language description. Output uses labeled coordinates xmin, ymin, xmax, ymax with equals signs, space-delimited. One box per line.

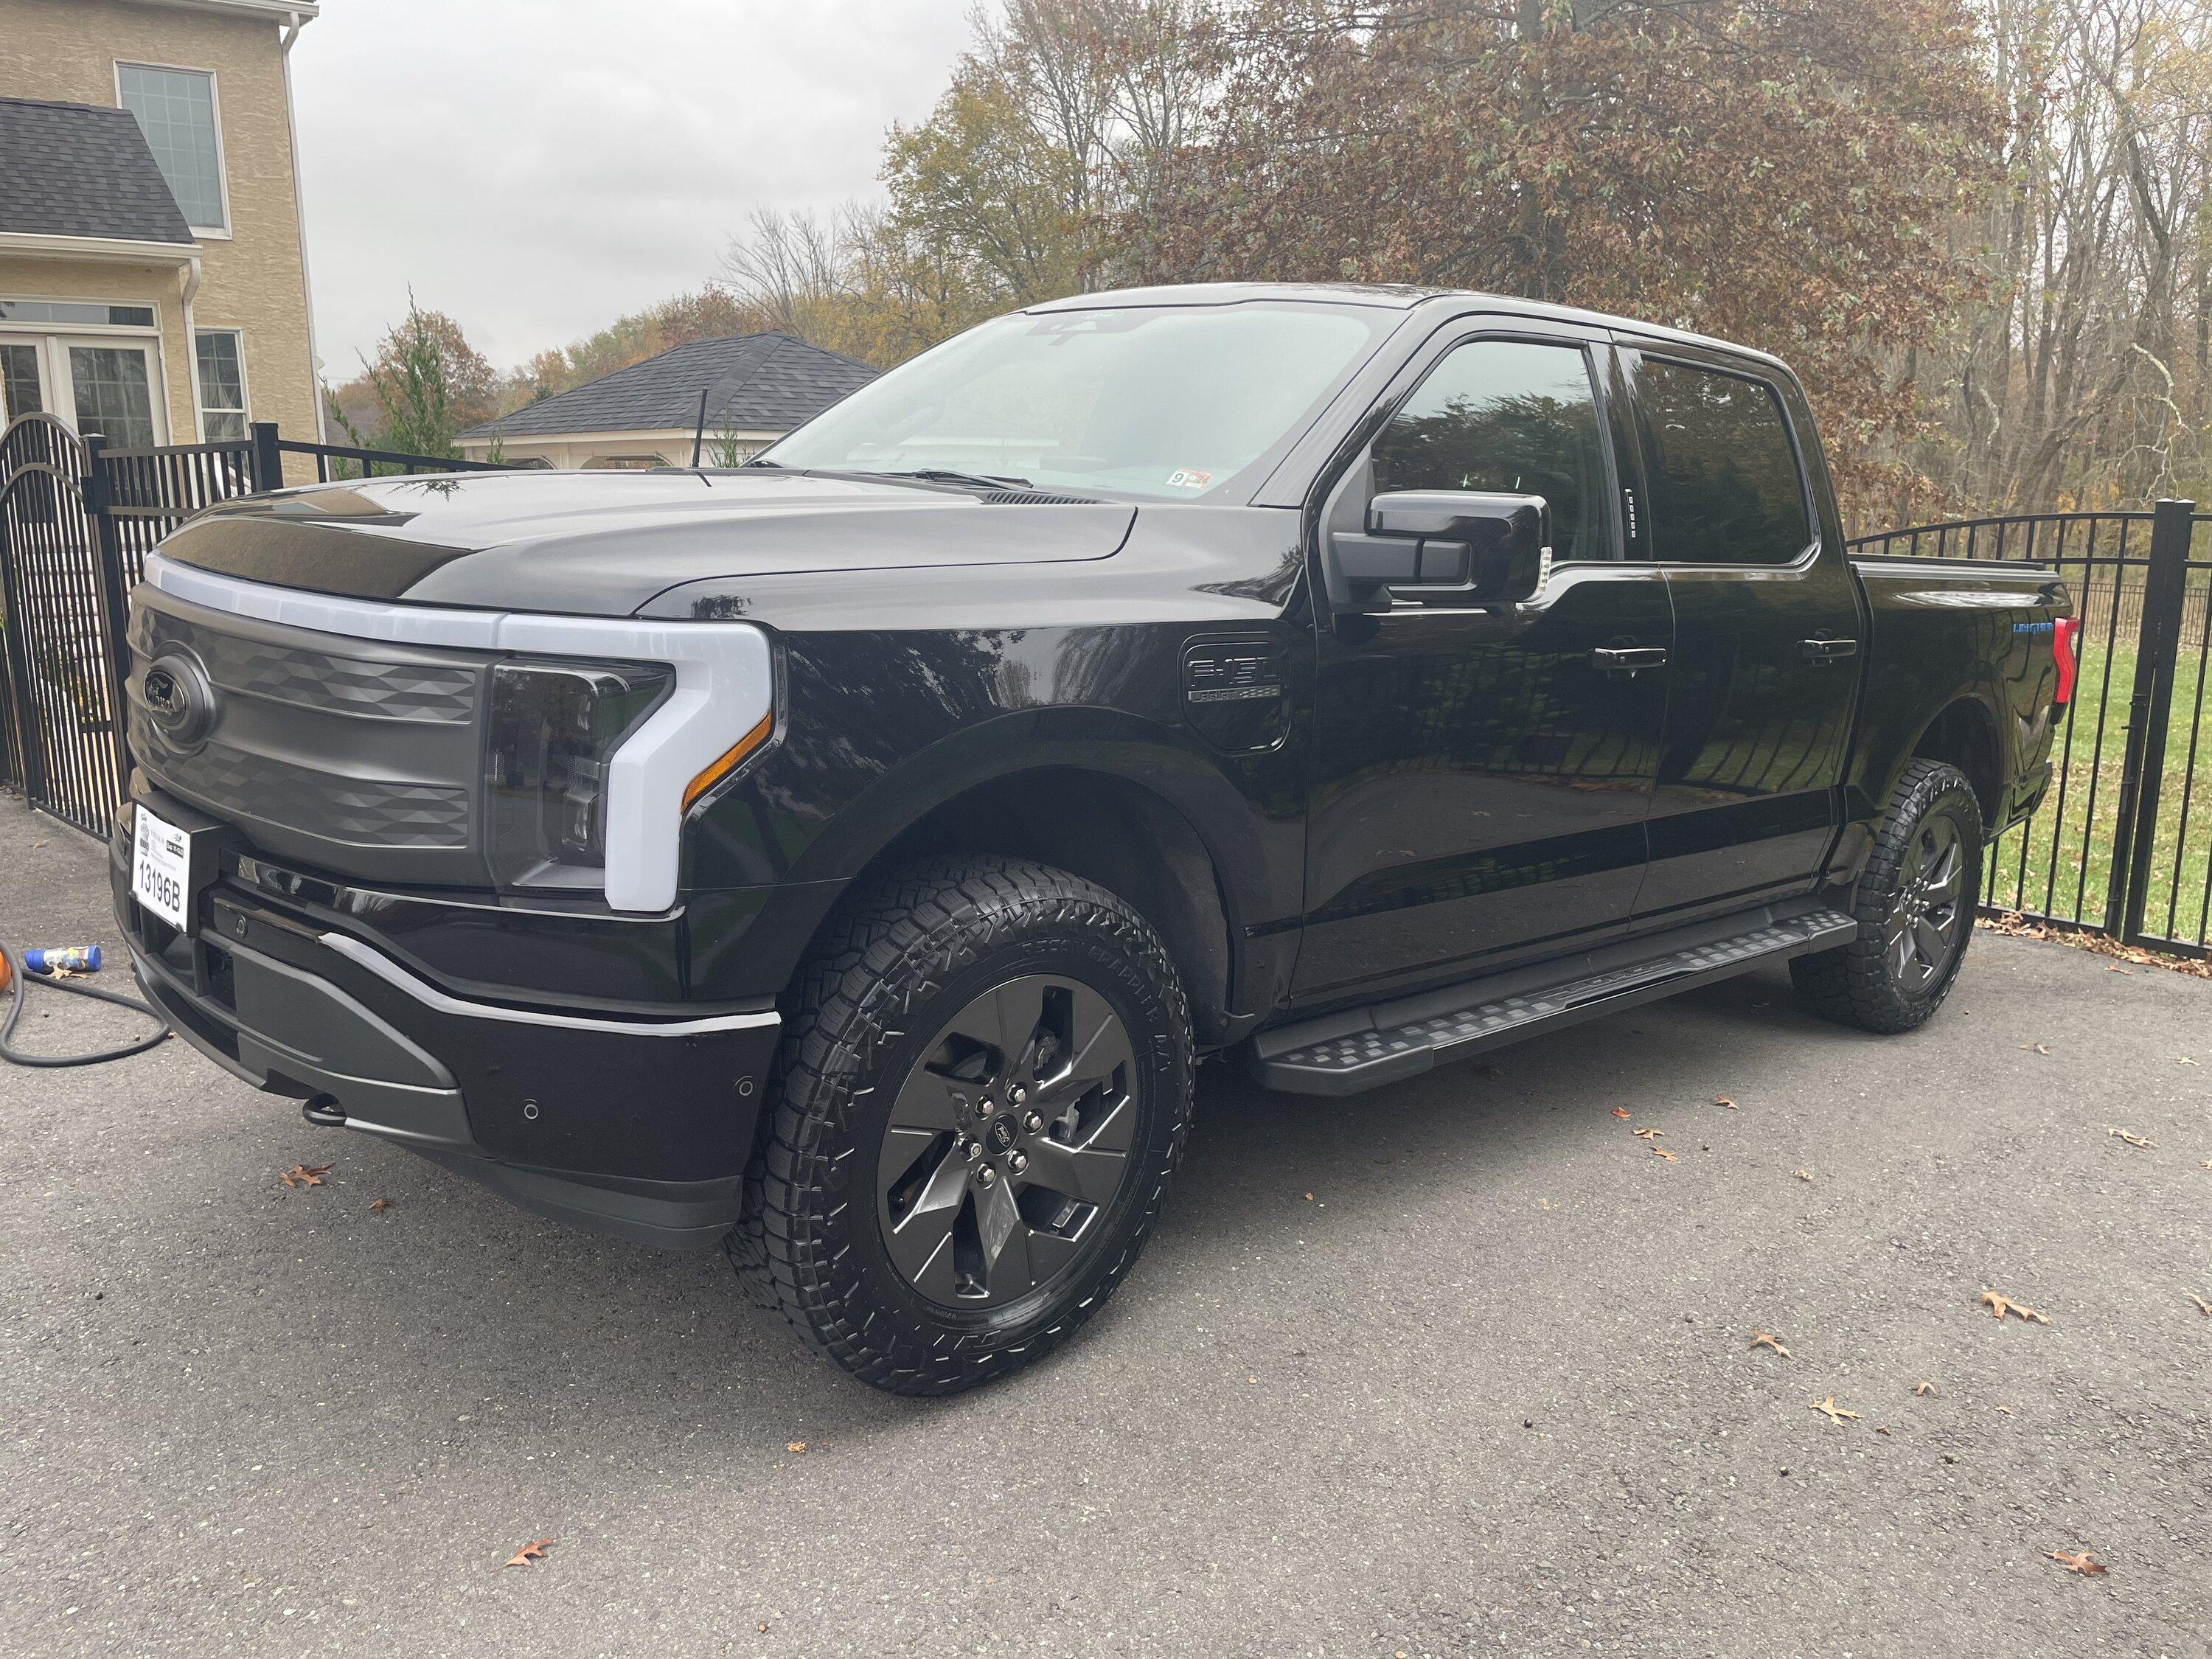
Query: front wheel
xmin=748 ymin=856 xmax=1192 ymax=1395
xmin=1792 ymin=759 xmax=1983 ymax=1034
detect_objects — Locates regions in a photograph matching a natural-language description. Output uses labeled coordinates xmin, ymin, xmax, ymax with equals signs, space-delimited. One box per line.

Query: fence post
xmin=80 ymin=434 xmax=136 ymax=799
xmin=249 ymin=421 xmax=283 ymax=494
xmin=2110 ymin=498 xmax=2195 ymax=944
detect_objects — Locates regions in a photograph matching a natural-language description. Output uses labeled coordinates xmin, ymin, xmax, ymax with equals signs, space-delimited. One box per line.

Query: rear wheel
xmin=1791 ymin=759 xmax=1983 ymax=1034
xmin=745 ymin=856 xmax=1192 ymax=1395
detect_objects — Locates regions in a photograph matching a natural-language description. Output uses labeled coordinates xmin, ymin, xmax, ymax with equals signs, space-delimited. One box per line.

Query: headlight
xmin=485 ymin=659 xmax=674 ymax=891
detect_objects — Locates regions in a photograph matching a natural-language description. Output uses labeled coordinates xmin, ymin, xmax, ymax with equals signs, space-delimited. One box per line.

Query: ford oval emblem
xmin=142 ymin=652 xmax=218 ymax=751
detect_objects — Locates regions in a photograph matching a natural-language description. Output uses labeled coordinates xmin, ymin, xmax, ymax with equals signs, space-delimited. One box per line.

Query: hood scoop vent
xmin=981 ymin=489 xmax=1102 ymax=506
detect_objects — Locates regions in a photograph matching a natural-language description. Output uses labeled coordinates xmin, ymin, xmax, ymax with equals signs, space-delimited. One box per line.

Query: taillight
xmin=2051 ymin=615 xmax=2080 ymax=708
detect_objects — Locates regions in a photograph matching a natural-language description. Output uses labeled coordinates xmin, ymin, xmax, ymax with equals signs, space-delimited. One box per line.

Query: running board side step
xmin=1251 ymin=907 xmax=1857 ymax=1097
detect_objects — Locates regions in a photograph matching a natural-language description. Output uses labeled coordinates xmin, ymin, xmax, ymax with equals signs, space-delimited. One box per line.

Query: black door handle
xmin=1591 ymin=646 xmax=1669 ymax=673
xmin=1799 ymin=637 xmax=1860 ymax=664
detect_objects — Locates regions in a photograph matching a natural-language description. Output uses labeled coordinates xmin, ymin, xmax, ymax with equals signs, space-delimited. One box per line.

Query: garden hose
xmin=0 ymin=942 xmax=171 ymax=1068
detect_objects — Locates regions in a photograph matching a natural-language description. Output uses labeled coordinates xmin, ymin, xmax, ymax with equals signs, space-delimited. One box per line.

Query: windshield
xmin=763 ymin=302 xmax=1396 ymax=500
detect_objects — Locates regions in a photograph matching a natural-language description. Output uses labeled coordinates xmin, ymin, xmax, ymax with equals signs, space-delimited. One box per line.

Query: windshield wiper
xmin=877 ymin=467 xmax=1035 ymax=492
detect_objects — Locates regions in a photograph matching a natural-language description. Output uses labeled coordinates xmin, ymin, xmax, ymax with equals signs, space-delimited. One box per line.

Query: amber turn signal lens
xmin=683 ymin=711 xmax=775 ymax=810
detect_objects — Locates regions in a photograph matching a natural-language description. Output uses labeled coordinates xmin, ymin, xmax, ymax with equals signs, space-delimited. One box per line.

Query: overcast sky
xmin=291 ymin=1 xmax=971 ymax=378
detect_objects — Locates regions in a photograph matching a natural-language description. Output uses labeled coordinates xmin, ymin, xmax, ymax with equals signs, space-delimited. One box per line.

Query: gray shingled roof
xmin=0 ymin=97 xmax=194 ymax=245
xmin=462 ymin=332 xmax=880 ymax=441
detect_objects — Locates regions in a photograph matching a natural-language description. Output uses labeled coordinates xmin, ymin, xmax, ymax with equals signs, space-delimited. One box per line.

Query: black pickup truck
xmin=114 ymin=284 xmax=2076 ymax=1394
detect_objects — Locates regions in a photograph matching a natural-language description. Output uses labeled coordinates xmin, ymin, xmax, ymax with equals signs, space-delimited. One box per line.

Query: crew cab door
xmin=1617 ymin=343 xmax=1864 ymax=922
xmin=1295 ymin=325 xmax=1669 ymax=1001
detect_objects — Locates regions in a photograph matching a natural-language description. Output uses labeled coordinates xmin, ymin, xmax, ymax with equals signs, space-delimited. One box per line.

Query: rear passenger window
xmin=1636 ymin=358 xmax=1813 ymax=565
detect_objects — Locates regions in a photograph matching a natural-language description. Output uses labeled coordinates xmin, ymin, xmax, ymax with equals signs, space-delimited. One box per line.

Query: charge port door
xmin=1183 ymin=636 xmax=1290 ymax=754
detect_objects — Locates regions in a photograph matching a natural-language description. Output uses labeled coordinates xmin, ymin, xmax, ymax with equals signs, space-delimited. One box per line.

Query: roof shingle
xmin=463 ymin=332 xmax=879 ymax=442
xmin=0 ymin=97 xmax=195 ymax=246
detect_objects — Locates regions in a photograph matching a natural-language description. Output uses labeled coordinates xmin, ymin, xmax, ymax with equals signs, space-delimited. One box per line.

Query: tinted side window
xmin=1636 ymin=358 xmax=1813 ymax=565
xmin=1371 ymin=339 xmax=1616 ymax=562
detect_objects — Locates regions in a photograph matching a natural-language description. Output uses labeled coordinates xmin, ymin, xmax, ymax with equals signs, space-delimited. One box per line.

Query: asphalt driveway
xmin=3 ymin=796 xmax=2208 ymax=1658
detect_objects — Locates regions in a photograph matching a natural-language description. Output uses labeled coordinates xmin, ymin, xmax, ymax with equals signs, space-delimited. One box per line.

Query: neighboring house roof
xmin=0 ymin=97 xmax=195 ymax=246
xmin=463 ymin=332 xmax=879 ymax=442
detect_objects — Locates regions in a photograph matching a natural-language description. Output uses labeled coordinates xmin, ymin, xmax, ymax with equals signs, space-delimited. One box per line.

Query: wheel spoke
xmin=1887 ymin=919 xmax=1915 ymax=979
xmin=888 ymin=1068 xmax=964 ymax=1133
xmin=1913 ymin=917 xmax=1948 ymax=964
xmin=973 ymin=1174 xmax=1033 ymax=1298
xmin=883 ymin=1152 xmax=967 ymax=1298
xmin=1020 ymin=1131 xmax=1127 ymax=1206
xmin=1924 ymin=840 xmax=1961 ymax=900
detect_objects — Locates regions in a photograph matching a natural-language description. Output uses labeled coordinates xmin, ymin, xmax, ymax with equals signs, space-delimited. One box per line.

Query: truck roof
xmin=1026 ymin=281 xmax=1791 ymax=375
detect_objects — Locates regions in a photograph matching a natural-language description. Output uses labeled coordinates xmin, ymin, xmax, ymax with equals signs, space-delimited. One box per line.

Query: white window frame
xmin=192 ymin=327 xmax=251 ymax=441
xmin=114 ymin=60 xmax=233 ymax=240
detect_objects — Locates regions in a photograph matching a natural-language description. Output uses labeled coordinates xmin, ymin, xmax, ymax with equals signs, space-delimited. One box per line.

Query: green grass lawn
xmin=1984 ymin=632 xmax=2212 ymax=950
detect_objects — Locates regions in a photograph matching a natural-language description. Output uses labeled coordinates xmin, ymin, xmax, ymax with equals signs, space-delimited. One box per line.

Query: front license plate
xmin=133 ymin=804 xmax=191 ymax=931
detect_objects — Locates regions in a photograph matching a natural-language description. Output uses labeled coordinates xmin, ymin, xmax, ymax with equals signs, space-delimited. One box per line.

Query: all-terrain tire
xmin=1791 ymin=759 xmax=1983 ymax=1034
xmin=739 ymin=855 xmax=1192 ymax=1395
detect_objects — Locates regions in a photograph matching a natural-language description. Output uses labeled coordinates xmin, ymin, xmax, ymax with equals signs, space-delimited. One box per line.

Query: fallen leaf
xmin=2177 ymin=1056 xmax=2199 ymax=1066
xmin=1749 ymin=1331 xmax=1792 ymax=1358
xmin=1611 ymin=1107 xmax=1632 ymax=1119
xmin=785 ymin=1441 xmax=807 ymax=1454
xmin=1810 ymin=1395 xmax=1860 ymax=1424
xmin=369 ymin=1197 xmax=393 ymax=1213
xmin=1793 ymin=1169 xmax=1814 ymax=1182
xmin=2046 ymin=1549 xmax=2107 ymax=1577
xmin=1632 ymin=1127 xmax=1665 ymax=1139
xmin=1996 ymin=1404 xmax=2014 ymax=1415
xmin=278 ymin=1163 xmax=332 ymax=1189
xmin=2188 ymin=1293 xmax=2211 ymax=1318
xmin=1913 ymin=1380 xmax=1938 ymax=1398
xmin=2199 ymin=1160 xmax=2212 ymax=1170
xmin=2109 ymin=1127 xmax=2156 ymax=1149
xmin=1874 ymin=1425 xmax=1891 ymax=1436
xmin=1304 ymin=1192 xmax=1314 ymax=1201
xmin=1980 ymin=1290 xmax=2051 ymax=1325
xmin=1650 ymin=1146 xmax=1679 ymax=1162
xmin=2020 ymin=1042 xmax=2051 ymax=1054
xmin=1714 ymin=1095 xmax=1737 ymax=1109
xmin=501 ymin=1538 xmax=552 ymax=1568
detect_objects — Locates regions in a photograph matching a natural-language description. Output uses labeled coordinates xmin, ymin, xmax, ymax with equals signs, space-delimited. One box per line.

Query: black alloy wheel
xmin=1883 ymin=812 xmax=1969 ymax=995
xmin=1791 ymin=759 xmax=1984 ymax=1034
xmin=878 ymin=973 xmax=1138 ymax=1308
xmin=743 ymin=856 xmax=1192 ymax=1394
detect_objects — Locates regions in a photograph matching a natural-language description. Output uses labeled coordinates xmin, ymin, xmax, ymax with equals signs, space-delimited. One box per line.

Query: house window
xmin=116 ymin=64 xmax=227 ymax=232
xmin=194 ymin=330 xmax=249 ymax=439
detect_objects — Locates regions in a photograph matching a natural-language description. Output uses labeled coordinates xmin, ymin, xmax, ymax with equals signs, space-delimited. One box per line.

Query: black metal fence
xmin=0 ymin=415 xmax=510 ymax=836
xmin=1847 ymin=501 xmax=2211 ymax=960
xmin=4 ymin=417 xmax=2208 ymax=964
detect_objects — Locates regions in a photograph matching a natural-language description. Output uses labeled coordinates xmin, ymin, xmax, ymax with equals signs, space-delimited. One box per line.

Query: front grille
xmin=154 ymin=736 xmax=472 ymax=847
xmin=127 ymin=587 xmax=494 ymax=883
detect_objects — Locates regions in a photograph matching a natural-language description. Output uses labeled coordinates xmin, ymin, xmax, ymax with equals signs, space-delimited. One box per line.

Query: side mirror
xmin=1329 ymin=490 xmax=1552 ymax=608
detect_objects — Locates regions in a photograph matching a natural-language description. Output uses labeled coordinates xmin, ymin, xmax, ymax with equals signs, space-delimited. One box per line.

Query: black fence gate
xmin=0 ymin=415 xmax=509 ymax=837
xmin=1848 ymin=501 xmax=2211 ymax=960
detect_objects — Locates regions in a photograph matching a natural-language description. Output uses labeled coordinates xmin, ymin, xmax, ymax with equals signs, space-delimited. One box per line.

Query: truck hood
xmin=152 ymin=469 xmax=1138 ymax=616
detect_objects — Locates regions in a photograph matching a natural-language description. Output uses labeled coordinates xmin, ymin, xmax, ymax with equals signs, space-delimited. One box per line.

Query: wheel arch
xmin=782 ymin=715 xmax=1288 ymax=1047
xmin=1907 ymin=695 xmax=2004 ymax=830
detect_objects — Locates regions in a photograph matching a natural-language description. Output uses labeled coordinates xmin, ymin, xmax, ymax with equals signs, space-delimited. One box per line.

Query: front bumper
xmin=113 ymin=795 xmax=782 ymax=1250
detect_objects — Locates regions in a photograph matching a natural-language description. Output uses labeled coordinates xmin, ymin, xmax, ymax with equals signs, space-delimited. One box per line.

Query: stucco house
xmin=0 ymin=0 xmax=321 ymax=448
xmin=459 ymin=331 xmax=878 ymax=469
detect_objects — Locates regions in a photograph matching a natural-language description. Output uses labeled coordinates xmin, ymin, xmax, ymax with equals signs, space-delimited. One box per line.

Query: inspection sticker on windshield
xmin=1166 ymin=468 xmax=1213 ymax=490
xmin=133 ymin=804 xmax=190 ymax=930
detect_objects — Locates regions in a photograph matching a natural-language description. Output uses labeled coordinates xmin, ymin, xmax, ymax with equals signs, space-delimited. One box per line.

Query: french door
xmin=0 ymin=335 xmax=166 ymax=445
